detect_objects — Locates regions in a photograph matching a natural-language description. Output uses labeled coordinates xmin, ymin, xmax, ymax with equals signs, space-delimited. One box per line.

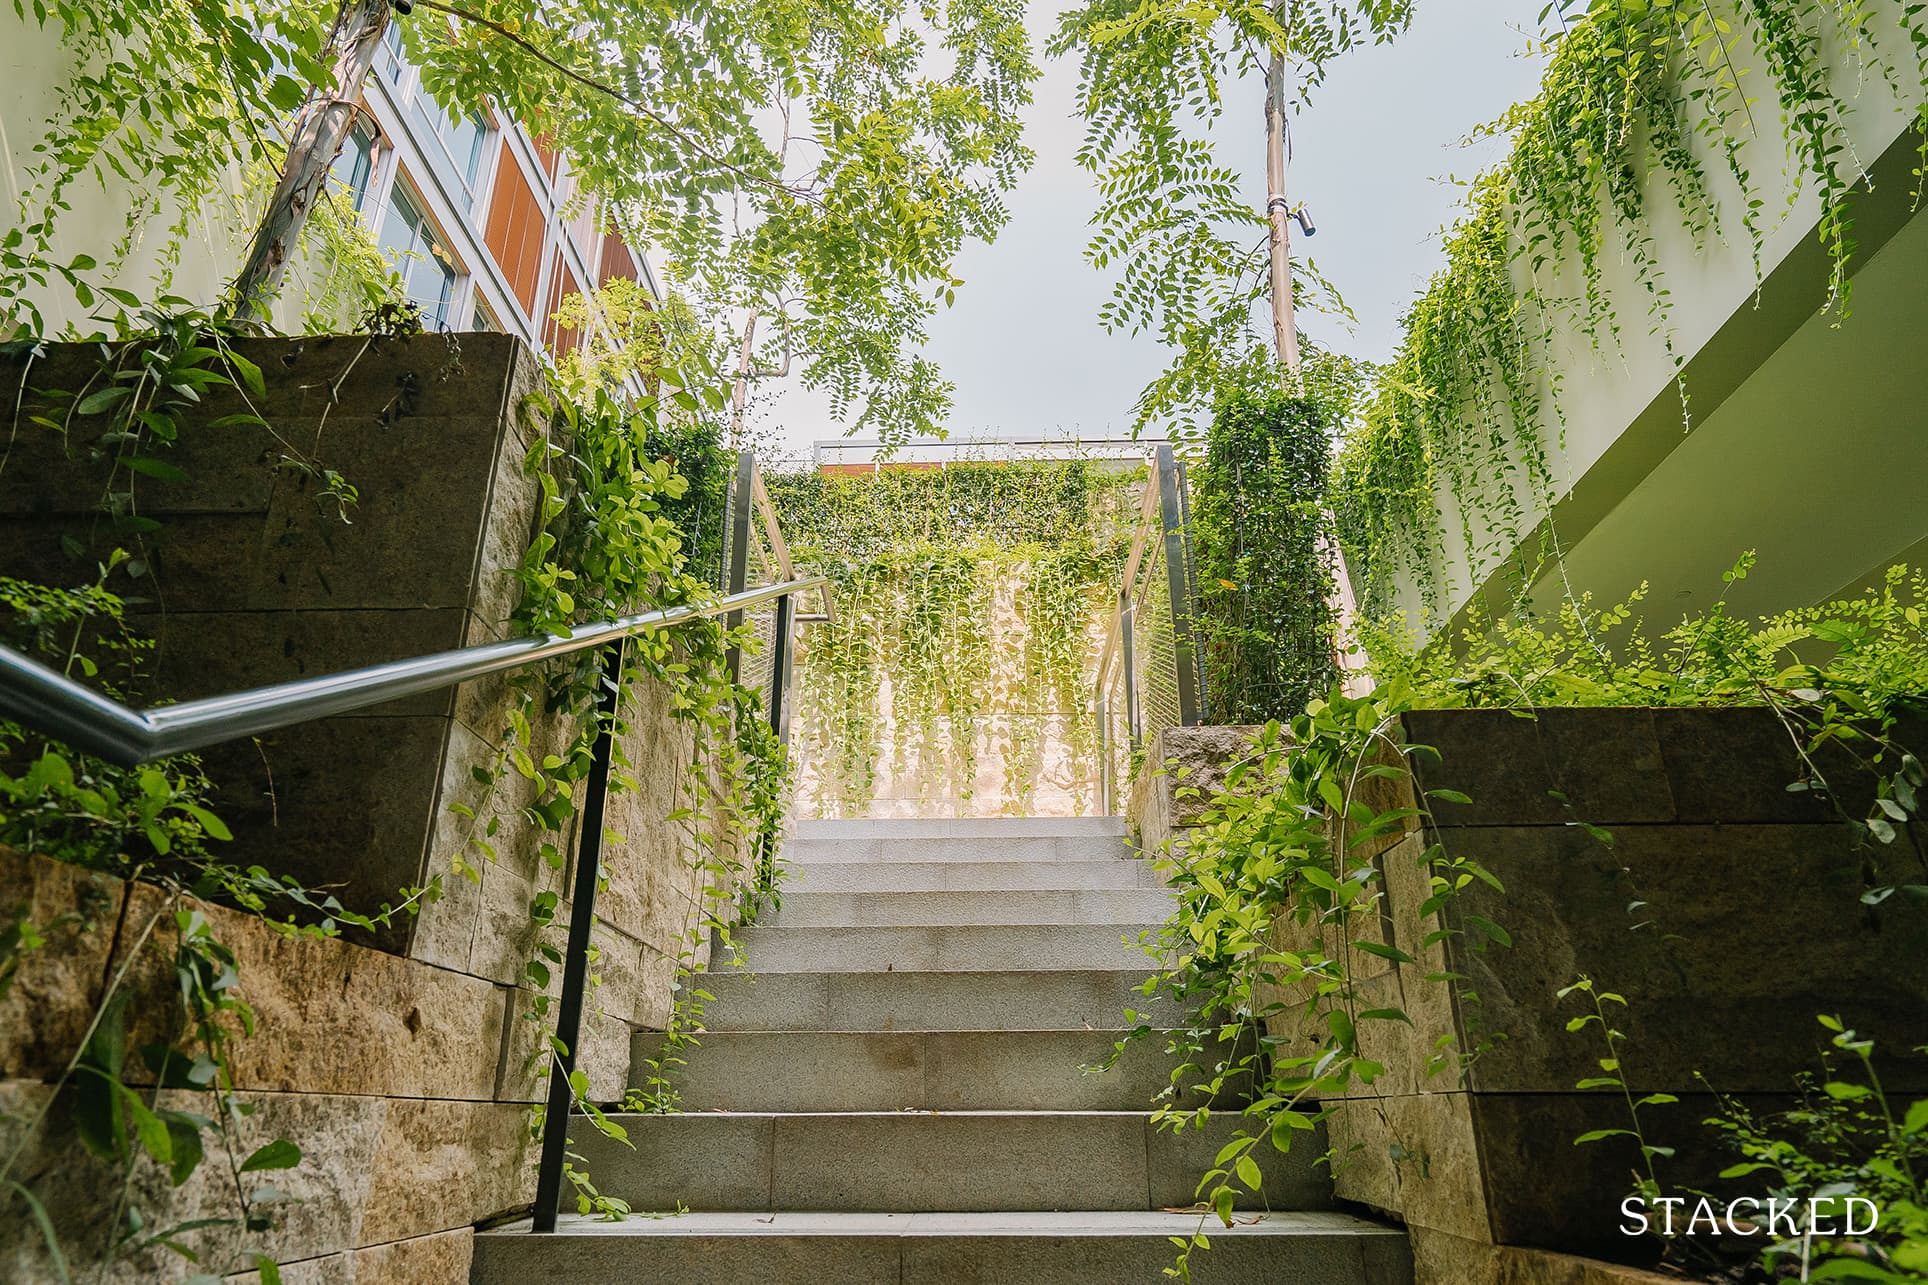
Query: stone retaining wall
xmin=0 ymin=336 xmax=736 ymax=1280
xmin=1129 ymin=709 xmax=1928 ymax=1284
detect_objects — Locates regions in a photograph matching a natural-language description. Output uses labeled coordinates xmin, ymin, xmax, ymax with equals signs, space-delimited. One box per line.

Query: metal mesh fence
xmin=740 ymin=602 xmax=779 ymax=711
xmin=1133 ymin=532 xmax=1183 ymax=752
xmin=1092 ymin=445 xmax=1203 ymax=809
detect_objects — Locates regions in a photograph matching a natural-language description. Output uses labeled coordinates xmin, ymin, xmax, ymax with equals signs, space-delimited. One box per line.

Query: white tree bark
xmin=1264 ymin=50 xmax=1301 ymax=382
xmin=229 ymin=0 xmax=393 ymax=324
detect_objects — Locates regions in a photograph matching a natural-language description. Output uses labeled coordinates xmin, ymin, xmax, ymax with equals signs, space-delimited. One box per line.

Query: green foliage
xmin=438 ymin=372 xmax=790 ymax=1204
xmin=1138 ymin=555 xmax=1928 ymax=1276
xmin=1565 ymin=1002 xmax=1928 ymax=1281
xmin=1114 ymin=691 xmax=1506 ymax=1281
xmin=1708 ymin=1018 xmax=1928 ymax=1282
xmin=1193 ymin=389 xmax=1338 ymax=723
xmin=1050 ymin=0 xmax=1409 ymax=429
xmin=12 ymin=0 xmax=1033 ymax=442
xmin=1333 ymin=0 xmax=1928 ymax=610
xmin=1560 ymin=976 xmax=1673 ymax=1206
xmin=1364 ymin=556 xmax=1928 ymax=883
xmin=0 ymin=0 xmax=324 ymax=331
xmin=767 ymin=460 xmax=1137 ymax=814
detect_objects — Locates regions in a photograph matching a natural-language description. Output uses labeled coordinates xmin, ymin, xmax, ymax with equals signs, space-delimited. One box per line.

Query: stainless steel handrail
xmin=0 ymin=576 xmax=827 ymax=769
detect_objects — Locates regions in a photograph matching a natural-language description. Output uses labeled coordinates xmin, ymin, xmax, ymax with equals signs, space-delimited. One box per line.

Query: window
xmin=434 ymin=108 xmax=489 ymax=189
xmin=379 ymin=181 xmax=459 ymax=330
xmin=329 ymin=125 xmax=379 ymax=212
xmin=381 ymin=21 xmax=406 ymax=86
xmin=471 ymin=299 xmax=499 ymax=332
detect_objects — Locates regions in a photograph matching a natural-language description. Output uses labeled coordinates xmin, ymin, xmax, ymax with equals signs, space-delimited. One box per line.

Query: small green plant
xmin=1707 ymin=1018 xmax=1927 ymax=1282
xmin=1109 ymin=689 xmax=1509 ymax=1281
xmin=1560 ymin=976 xmax=1674 ymax=1209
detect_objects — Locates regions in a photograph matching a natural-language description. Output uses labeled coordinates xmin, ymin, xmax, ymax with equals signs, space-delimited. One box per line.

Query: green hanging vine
xmin=1332 ymin=0 xmax=1928 ymax=616
xmin=767 ymin=460 xmax=1139 ymax=817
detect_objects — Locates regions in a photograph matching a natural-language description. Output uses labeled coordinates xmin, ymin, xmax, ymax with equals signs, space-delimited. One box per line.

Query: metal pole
xmin=1097 ymin=692 xmax=1112 ymax=816
xmin=1121 ymin=590 xmax=1140 ymax=754
xmin=1155 ymin=444 xmax=1202 ymax=727
xmin=768 ymin=591 xmax=794 ymax=744
xmin=532 ymin=640 xmax=625 ymax=1233
xmin=722 ymin=452 xmax=754 ymax=683
xmin=1174 ymin=456 xmax=1206 ymax=721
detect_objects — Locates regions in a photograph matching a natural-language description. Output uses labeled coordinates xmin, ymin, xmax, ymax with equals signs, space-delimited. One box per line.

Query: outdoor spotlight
xmin=1292 ymin=206 xmax=1317 ymax=237
xmin=391 ymin=0 xmax=413 ymax=14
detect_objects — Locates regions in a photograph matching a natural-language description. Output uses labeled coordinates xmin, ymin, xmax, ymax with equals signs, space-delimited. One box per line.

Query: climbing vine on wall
xmin=1331 ymin=0 xmax=1928 ymax=614
xmin=1193 ymin=389 xmax=1339 ymax=725
xmin=766 ymin=460 xmax=1139 ymax=817
xmin=445 ymin=374 xmax=789 ymax=1211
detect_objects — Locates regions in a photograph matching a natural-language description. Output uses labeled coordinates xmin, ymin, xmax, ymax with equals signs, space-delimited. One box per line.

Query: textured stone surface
xmin=193 ymin=714 xmax=449 ymax=945
xmin=1 ymin=849 xmax=510 ymax=1098
xmin=1329 ymin=1090 xmax=1491 ymax=1243
xmin=0 ymin=338 xmax=732 ymax=1284
xmin=360 ymin=1099 xmax=534 ymax=1244
xmin=1436 ymin=822 xmax=1928 ymax=1094
xmin=1409 ymin=1227 xmax=1681 ymax=1285
xmin=1128 ymin=724 xmax=1264 ymax=842
xmin=1147 ymin=708 xmax=1928 ymax=1271
xmin=222 ymin=1227 xmax=475 ymax=1285
xmin=218 ymin=908 xmax=509 ymax=1101
xmin=1404 ymin=708 xmax=1675 ymax=827
xmin=0 ymin=848 xmax=124 ymax=1079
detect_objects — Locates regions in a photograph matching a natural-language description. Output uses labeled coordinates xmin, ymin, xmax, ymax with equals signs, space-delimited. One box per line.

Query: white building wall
xmin=1360 ymin=0 xmax=1928 ymax=633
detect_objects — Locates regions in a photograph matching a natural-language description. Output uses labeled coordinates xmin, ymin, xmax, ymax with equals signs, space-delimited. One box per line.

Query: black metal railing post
xmin=531 ymin=639 xmax=625 ymax=1233
xmin=768 ymin=590 xmax=794 ymax=743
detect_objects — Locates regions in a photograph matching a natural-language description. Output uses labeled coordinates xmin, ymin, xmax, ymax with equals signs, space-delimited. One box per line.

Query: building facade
xmin=0 ymin=14 xmax=653 ymax=361
xmin=328 ymin=24 xmax=653 ymax=356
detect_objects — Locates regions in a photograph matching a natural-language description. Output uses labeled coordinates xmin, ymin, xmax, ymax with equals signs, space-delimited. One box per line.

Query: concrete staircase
xmin=472 ymin=817 xmax=1413 ymax=1284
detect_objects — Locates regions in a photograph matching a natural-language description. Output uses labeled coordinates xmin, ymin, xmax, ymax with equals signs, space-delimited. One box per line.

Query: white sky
xmin=759 ymin=0 xmax=1552 ymax=461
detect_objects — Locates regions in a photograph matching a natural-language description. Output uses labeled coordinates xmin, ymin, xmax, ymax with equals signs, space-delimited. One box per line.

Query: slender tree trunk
xmin=228 ymin=0 xmax=393 ymax=325
xmin=1264 ymin=35 xmax=1370 ymax=694
xmin=1263 ymin=50 xmax=1301 ymax=382
xmin=728 ymin=308 xmax=761 ymax=447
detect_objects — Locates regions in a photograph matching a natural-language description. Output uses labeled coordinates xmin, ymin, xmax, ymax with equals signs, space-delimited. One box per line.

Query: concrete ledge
xmin=570 ymin=1111 xmax=1333 ymax=1214
xmin=472 ymin=1211 xmax=1412 ymax=1285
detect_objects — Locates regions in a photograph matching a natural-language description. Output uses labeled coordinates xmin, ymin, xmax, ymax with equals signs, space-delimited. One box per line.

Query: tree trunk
xmin=1263 ymin=50 xmax=1301 ymax=382
xmin=228 ymin=0 xmax=393 ymax=325
xmin=728 ymin=308 xmax=761 ymax=447
xmin=1264 ymin=36 xmax=1370 ymax=693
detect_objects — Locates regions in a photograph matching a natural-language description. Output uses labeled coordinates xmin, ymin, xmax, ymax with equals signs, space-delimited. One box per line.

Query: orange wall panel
xmin=481 ymin=154 xmax=544 ymax=318
xmin=542 ymin=250 xmax=585 ymax=356
xmin=598 ymin=233 xmax=639 ymax=287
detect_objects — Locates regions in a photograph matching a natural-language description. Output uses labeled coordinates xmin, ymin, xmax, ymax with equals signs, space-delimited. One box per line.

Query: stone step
xmin=631 ymin=1029 xmax=1220 ymax=1111
xmin=685 ymin=968 xmax=1176 ymax=1032
xmin=565 ymin=1110 xmax=1334 ymax=1213
xmin=794 ymin=817 xmax=1129 ymax=839
xmin=472 ymin=1210 xmax=1414 ymax=1285
xmin=785 ymin=833 xmax=1131 ymax=865
xmin=734 ymin=923 xmax=1162 ymax=972
xmin=770 ymin=888 xmax=1175 ymax=929
xmin=786 ymin=858 xmax=1161 ymax=893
